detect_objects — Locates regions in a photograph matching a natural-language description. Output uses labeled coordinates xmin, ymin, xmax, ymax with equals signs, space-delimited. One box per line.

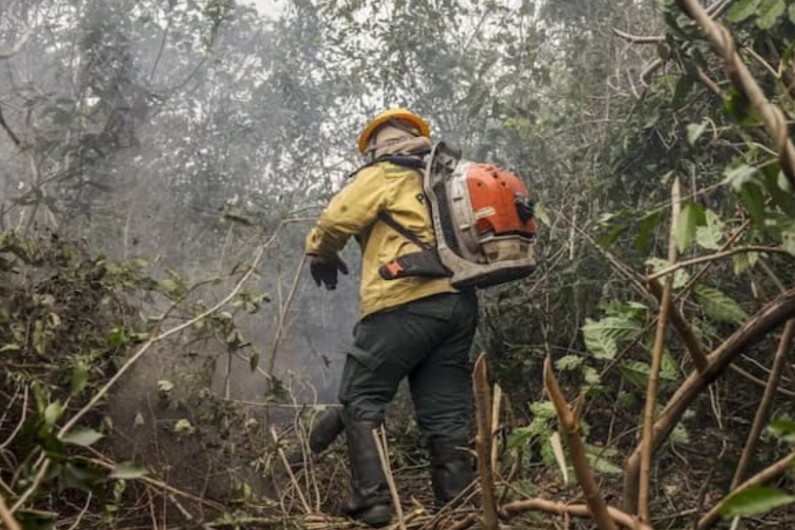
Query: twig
xmin=543 ymin=357 xmax=617 ymax=530
xmin=490 ymin=384 xmax=502 ymax=475
xmin=623 ymin=287 xmax=795 ymax=513
xmin=373 ymin=427 xmax=405 ymax=530
xmin=271 ymin=426 xmax=312 ymax=514
xmin=731 ymin=320 xmax=795 ymax=489
xmin=729 ymin=363 xmax=795 ymax=398
xmin=0 ymin=385 xmax=28 ymax=450
xmin=695 ymin=451 xmax=795 ymax=530
xmin=676 ymin=0 xmax=795 ymax=189
xmin=65 ymin=492 xmax=92 ymax=530
xmin=267 ymin=253 xmax=308 ymax=376
xmin=647 ymin=279 xmax=708 ymax=372
xmin=502 ymin=498 xmax=655 ymax=530
xmin=647 ymin=246 xmax=792 ymax=280
xmin=472 ymin=353 xmax=498 ymax=530
xmin=0 ymin=494 xmax=21 ymax=530
xmin=639 ymin=177 xmax=681 ymax=522
xmin=611 ymin=28 xmax=664 ymax=44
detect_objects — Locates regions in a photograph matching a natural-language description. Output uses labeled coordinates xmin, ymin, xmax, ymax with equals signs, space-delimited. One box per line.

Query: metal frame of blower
xmin=423 ymin=141 xmax=537 ymax=289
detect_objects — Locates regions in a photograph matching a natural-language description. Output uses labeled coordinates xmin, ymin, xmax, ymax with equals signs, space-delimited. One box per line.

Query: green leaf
xmin=646 ymin=257 xmax=690 ymax=289
xmin=62 ymin=427 xmax=104 ymax=447
xmin=44 ymin=401 xmax=64 ymax=430
xmin=672 ymin=74 xmax=694 ymax=110
xmin=720 ymin=486 xmax=795 ymax=518
xmin=768 ymin=419 xmax=795 ymax=443
xmin=635 ymin=211 xmax=662 ymax=251
xmin=71 ymin=360 xmax=89 ymax=395
xmin=696 ymin=209 xmax=724 ymax=250
xmin=534 ymin=202 xmax=551 ymax=227
xmin=0 ymin=343 xmax=21 ymax=353
xmin=582 ymin=317 xmax=640 ymax=360
xmin=110 ymin=462 xmax=149 ymax=480
xmin=687 ymin=120 xmax=708 ymax=146
xmin=555 ymin=355 xmax=584 ymax=371
xmin=249 ymin=350 xmax=260 ymax=372
xmin=733 ymin=251 xmax=760 ymax=275
xmin=676 ymin=201 xmax=704 ymax=253
xmin=695 ymin=285 xmax=749 ymax=323
xmin=585 ymin=445 xmax=623 ymax=475
xmin=790 ymin=3 xmax=795 ymax=24
xmin=727 ymin=0 xmax=763 ymax=23
xmin=757 ymin=0 xmax=786 ymax=29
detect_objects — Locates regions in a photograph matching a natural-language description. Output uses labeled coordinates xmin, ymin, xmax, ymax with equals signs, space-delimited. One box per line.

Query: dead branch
xmin=543 ymin=357 xmax=617 ymax=530
xmin=731 ymin=320 xmax=795 ymax=489
xmin=639 ymin=177 xmax=680 ymax=522
xmin=490 ymin=383 xmax=502 ymax=475
xmin=502 ymin=498 xmax=655 ymax=530
xmin=695 ymin=451 xmax=795 ymax=530
xmin=0 ymin=494 xmax=21 ymax=530
xmin=472 ymin=353 xmax=498 ymax=530
xmin=267 ymin=253 xmax=308 ymax=375
xmin=647 ymin=246 xmax=793 ymax=281
xmin=729 ymin=363 xmax=795 ymax=398
xmin=648 ymin=278 xmax=708 ymax=372
xmin=271 ymin=426 xmax=312 ymax=514
xmin=639 ymin=0 xmax=734 ymax=84
xmin=676 ymin=0 xmax=795 ymax=189
xmin=372 ymin=427 xmax=405 ymax=530
xmin=611 ymin=28 xmax=664 ymax=44
xmin=623 ymin=287 xmax=795 ymax=513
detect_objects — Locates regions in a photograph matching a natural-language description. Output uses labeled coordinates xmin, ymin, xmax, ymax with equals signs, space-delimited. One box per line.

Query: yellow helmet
xmin=357 ymin=108 xmax=431 ymax=154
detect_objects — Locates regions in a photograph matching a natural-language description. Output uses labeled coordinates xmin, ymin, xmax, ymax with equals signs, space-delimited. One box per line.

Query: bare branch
xmin=676 ymin=0 xmax=795 ymax=189
xmin=623 ymin=287 xmax=795 ymax=513
xmin=544 ymin=357 xmax=617 ymax=530
xmin=473 ymin=353 xmax=498 ymax=530
xmin=639 ymin=177 xmax=681 ymax=521
xmin=647 ymin=246 xmax=793 ymax=281
xmin=731 ymin=320 xmax=795 ymax=488
xmin=696 ymin=451 xmax=795 ymax=530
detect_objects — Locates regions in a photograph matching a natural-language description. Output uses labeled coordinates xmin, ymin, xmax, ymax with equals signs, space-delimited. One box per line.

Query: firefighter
xmin=305 ymin=109 xmax=477 ymax=527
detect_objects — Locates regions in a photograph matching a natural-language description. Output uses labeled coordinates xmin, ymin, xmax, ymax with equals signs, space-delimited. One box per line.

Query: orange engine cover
xmin=466 ymin=164 xmax=536 ymax=237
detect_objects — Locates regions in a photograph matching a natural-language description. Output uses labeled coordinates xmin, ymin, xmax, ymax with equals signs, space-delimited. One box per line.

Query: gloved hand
xmin=309 ymin=254 xmax=349 ymax=290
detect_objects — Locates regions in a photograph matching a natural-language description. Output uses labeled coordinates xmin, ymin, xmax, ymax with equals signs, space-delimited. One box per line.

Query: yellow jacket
xmin=306 ymin=161 xmax=455 ymax=318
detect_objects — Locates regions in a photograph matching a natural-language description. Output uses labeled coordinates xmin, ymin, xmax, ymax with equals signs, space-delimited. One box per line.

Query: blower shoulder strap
xmin=377 ymin=211 xmax=433 ymax=251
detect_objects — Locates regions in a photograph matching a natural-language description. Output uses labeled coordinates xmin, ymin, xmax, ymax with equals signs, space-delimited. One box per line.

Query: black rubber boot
xmin=286 ymin=408 xmax=345 ymax=470
xmin=429 ymin=438 xmax=474 ymax=508
xmin=309 ymin=407 xmax=345 ymax=453
xmin=341 ymin=414 xmax=392 ymax=527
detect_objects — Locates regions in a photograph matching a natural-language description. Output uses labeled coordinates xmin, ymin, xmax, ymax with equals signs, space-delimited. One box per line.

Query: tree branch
xmin=473 ymin=353 xmax=498 ymax=530
xmin=696 ymin=451 xmax=795 ymax=530
xmin=623 ymin=287 xmax=795 ymax=513
xmin=731 ymin=320 xmax=795 ymax=489
xmin=502 ymin=498 xmax=655 ymax=530
xmin=676 ymin=0 xmax=795 ymax=189
xmin=544 ymin=357 xmax=617 ymax=530
xmin=648 ymin=278 xmax=709 ymax=372
xmin=647 ymin=246 xmax=792 ymax=281
xmin=639 ymin=178 xmax=681 ymax=521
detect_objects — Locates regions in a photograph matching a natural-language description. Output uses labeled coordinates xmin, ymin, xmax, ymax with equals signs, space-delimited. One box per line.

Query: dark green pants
xmin=338 ymin=291 xmax=478 ymax=444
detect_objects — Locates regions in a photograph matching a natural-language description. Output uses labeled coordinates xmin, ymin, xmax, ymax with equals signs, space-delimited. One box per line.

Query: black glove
xmin=309 ymin=254 xmax=349 ymax=290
